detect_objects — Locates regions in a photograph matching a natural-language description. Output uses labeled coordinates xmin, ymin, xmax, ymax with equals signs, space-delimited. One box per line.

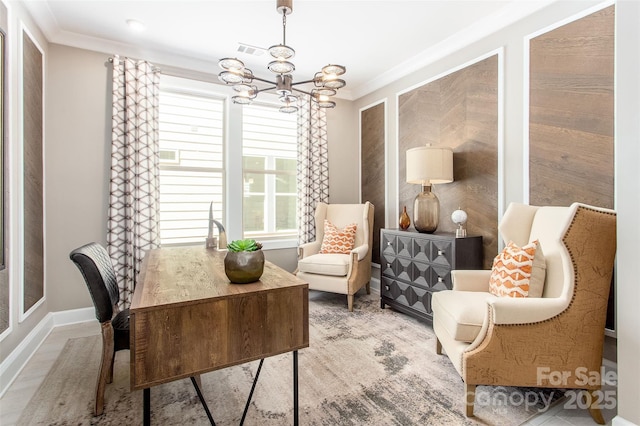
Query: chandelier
xmin=217 ymin=0 xmax=346 ymax=113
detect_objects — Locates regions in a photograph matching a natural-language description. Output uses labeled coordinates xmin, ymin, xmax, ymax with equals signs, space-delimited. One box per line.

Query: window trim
xmin=158 ymin=76 xmax=299 ymax=249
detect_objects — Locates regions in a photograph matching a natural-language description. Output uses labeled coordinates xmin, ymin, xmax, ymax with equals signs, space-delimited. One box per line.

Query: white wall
xmin=613 ymin=1 xmax=640 ymax=424
xmin=326 ymin=98 xmax=360 ymax=204
xmin=46 ymin=44 xmax=111 ymax=313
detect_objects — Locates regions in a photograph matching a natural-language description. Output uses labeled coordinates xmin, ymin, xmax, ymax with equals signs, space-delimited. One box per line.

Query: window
xmin=158 ymin=82 xmax=224 ymax=246
xmin=157 ymin=76 xmax=299 ymax=247
xmin=242 ymin=104 xmax=298 ymax=240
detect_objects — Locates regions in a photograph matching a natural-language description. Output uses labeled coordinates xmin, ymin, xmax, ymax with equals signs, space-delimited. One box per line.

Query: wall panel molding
xmin=360 ymin=100 xmax=386 ymax=265
xmin=19 ymin=22 xmax=45 ymax=320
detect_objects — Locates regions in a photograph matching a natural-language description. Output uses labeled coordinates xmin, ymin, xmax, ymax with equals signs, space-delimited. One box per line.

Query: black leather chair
xmin=69 ymin=242 xmax=129 ymax=416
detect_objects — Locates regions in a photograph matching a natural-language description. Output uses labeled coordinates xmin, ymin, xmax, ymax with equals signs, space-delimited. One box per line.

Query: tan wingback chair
xmin=296 ymin=202 xmax=374 ymax=311
xmin=431 ymin=203 xmax=616 ymax=424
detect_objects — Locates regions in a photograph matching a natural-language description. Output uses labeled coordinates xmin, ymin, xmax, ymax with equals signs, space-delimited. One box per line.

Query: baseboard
xmin=370 ymin=276 xmax=380 ymax=293
xmin=612 ymin=415 xmax=639 ymax=426
xmin=0 ymin=307 xmax=94 ymax=398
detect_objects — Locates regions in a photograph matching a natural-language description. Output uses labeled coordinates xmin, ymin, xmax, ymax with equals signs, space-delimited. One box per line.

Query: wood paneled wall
xmin=22 ymin=30 xmax=44 ymax=313
xmin=529 ymin=6 xmax=614 ymax=208
xmin=361 ymin=102 xmax=385 ymax=265
xmin=399 ymin=56 xmax=498 ymax=268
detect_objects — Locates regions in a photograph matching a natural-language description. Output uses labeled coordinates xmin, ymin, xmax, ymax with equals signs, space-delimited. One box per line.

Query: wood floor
xmin=0 ymin=322 xmax=618 ymax=425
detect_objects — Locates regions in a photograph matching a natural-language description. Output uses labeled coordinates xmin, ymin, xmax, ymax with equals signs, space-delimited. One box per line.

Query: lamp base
xmin=413 ymin=185 xmax=439 ymax=233
xmin=205 ymin=237 xmax=218 ymax=250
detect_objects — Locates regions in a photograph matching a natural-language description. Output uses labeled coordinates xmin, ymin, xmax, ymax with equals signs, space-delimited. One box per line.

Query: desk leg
xmin=240 ymin=359 xmax=264 ymax=425
xmin=190 ymin=376 xmax=216 ymax=425
xmin=143 ymin=388 xmax=150 ymax=426
xmin=293 ymin=350 xmax=299 ymax=426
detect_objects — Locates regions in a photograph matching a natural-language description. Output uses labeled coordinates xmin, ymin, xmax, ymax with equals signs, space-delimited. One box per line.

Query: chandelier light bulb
xmin=219 ymin=70 xmax=245 ymax=85
xmin=219 ymin=57 xmax=245 ymax=72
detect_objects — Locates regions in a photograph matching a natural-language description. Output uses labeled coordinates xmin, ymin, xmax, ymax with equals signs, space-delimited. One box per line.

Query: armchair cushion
xmin=488 ymin=240 xmax=546 ymax=298
xmin=297 ymin=253 xmax=350 ymax=277
xmin=431 ymin=291 xmax=497 ymax=343
xmin=320 ymin=220 xmax=357 ymax=254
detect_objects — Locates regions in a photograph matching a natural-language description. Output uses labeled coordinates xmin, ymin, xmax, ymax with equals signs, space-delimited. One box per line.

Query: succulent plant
xmin=226 ymin=239 xmax=263 ymax=252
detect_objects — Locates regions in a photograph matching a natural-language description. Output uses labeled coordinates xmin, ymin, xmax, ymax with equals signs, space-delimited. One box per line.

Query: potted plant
xmin=224 ymin=239 xmax=265 ymax=284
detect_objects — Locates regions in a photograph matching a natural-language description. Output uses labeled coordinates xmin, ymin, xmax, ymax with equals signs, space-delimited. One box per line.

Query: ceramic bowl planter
xmin=224 ymin=239 xmax=265 ymax=284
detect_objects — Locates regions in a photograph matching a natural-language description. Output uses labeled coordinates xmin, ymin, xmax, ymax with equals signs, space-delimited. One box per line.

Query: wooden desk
xmin=130 ymin=247 xmax=309 ymax=424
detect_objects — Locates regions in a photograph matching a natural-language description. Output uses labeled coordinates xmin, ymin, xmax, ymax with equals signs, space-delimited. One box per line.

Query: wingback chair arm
xmin=298 ymin=241 xmax=321 ymax=259
xmin=451 ymin=270 xmax=492 ymax=292
xmin=488 ymin=296 xmax=570 ymax=325
xmin=345 ymin=244 xmax=370 ymax=281
xmin=350 ymin=244 xmax=369 ymax=262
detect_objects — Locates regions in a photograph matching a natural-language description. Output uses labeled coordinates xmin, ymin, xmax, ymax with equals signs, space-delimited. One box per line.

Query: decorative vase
xmin=399 ymin=206 xmax=411 ymax=230
xmin=224 ymin=250 xmax=265 ymax=284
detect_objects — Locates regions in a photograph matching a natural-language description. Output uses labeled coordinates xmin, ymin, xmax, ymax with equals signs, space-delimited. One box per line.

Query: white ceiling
xmin=22 ymin=0 xmax=555 ymax=99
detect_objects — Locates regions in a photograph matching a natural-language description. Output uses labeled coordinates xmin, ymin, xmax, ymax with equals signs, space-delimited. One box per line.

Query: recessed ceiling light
xmin=126 ymin=19 xmax=146 ymax=32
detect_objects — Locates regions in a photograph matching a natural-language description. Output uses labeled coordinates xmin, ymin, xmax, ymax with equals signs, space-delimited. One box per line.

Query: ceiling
xmin=23 ymin=0 xmax=555 ymax=100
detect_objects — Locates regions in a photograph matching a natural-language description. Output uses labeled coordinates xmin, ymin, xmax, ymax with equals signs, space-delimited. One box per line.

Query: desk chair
xmin=70 ymin=242 xmax=129 ymax=416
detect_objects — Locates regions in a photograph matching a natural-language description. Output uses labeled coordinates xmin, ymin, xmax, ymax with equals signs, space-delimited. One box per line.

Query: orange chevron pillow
xmin=488 ymin=240 xmax=546 ymax=298
xmin=320 ymin=220 xmax=358 ymax=254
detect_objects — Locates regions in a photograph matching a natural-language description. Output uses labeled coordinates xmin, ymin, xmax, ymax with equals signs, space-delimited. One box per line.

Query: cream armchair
xmin=296 ymin=202 xmax=374 ymax=311
xmin=431 ymin=202 xmax=616 ymax=424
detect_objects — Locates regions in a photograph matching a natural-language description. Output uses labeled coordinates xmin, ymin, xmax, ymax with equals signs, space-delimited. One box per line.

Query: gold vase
xmin=399 ymin=206 xmax=411 ymax=230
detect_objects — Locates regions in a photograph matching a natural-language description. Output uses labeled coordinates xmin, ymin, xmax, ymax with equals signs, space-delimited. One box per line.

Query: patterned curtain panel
xmin=108 ymin=55 xmax=161 ymax=307
xmin=296 ymin=95 xmax=329 ymax=244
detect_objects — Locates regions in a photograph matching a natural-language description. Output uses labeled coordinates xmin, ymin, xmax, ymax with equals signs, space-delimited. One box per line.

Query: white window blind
xmin=158 ymin=88 xmax=225 ymax=246
xmin=242 ymin=104 xmax=298 ymax=240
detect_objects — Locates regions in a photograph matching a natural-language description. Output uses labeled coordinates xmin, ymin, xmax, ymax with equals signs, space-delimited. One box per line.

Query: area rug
xmin=18 ymin=291 xmax=563 ymax=425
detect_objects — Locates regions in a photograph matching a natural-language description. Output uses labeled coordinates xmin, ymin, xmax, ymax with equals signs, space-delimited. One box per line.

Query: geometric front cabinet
xmin=380 ymin=229 xmax=483 ymax=323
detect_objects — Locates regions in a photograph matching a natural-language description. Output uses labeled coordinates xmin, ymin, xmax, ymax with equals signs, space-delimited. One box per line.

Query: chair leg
xmin=366 ymin=281 xmax=371 ymax=294
xmin=435 ymin=337 xmax=442 ymax=355
xmin=347 ymin=294 xmax=354 ymax=312
xmin=464 ymin=383 xmax=476 ymax=417
xmin=95 ymin=322 xmax=114 ymax=416
xmin=108 ymin=349 xmax=115 ymax=384
xmin=585 ymin=390 xmax=605 ymax=425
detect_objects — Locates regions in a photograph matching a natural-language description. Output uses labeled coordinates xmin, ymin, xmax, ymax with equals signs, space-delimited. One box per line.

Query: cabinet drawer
xmin=381 ymin=232 xmax=412 ymax=258
xmin=381 ymin=254 xmax=411 ymax=282
xmin=381 ymin=277 xmax=431 ymax=315
xmin=411 ymin=262 xmax=451 ymax=290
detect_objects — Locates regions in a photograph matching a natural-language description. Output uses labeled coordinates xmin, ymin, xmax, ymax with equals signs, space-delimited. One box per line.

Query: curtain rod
xmin=108 ymin=56 xmax=161 ymax=73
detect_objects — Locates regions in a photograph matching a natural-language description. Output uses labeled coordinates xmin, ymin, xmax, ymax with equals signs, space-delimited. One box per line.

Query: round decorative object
xmin=224 ymin=250 xmax=265 ymax=284
xmin=451 ymin=209 xmax=468 ymax=226
xmin=399 ymin=206 xmax=410 ymax=230
xmin=451 ymin=208 xmax=468 ymax=238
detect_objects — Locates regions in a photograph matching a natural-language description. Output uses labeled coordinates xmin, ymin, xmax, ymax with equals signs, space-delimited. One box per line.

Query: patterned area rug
xmin=18 ymin=291 xmax=563 ymax=425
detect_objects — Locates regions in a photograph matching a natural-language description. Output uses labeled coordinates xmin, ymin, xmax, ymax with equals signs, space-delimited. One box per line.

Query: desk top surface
xmin=131 ymin=246 xmax=307 ymax=311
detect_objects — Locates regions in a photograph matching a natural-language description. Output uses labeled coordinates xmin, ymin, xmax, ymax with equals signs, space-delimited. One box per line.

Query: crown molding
xmin=348 ymin=0 xmax=557 ymax=100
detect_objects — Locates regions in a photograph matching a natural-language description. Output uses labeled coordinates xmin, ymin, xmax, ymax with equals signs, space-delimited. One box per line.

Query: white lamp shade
xmin=406 ymin=146 xmax=454 ymax=185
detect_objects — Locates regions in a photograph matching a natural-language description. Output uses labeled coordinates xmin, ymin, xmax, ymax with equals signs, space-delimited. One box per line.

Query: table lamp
xmin=406 ymin=146 xmax=453 ymax=233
